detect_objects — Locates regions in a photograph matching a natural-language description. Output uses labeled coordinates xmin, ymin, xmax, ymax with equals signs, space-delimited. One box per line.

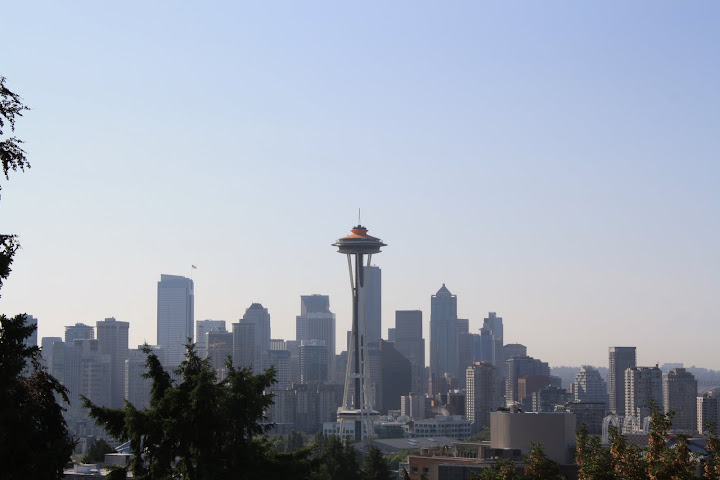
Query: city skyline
xmin=2 ymin=2 xmax=719 ymax=369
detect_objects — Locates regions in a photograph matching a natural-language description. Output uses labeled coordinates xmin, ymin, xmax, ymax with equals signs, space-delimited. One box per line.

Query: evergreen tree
xmin=82 ymin=438 xmax=114 ymax=464
xmin=361 ymin=445 xmax=392 ymax=480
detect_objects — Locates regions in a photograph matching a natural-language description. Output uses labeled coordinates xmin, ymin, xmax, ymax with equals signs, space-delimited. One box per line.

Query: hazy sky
xmin=2 ymin=1 xmax=719 ymax=369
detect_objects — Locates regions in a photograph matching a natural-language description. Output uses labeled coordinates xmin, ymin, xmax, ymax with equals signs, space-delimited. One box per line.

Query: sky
xmin=2 ymin=1 xmax=719 ymax=370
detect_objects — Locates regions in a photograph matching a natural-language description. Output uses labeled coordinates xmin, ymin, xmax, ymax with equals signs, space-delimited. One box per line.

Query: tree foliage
xmin=361 ymin=445 xmax=392 ymax=480
xmin=0 ymin=76 xmax=30 ymax=193
xmin=524 ymin=443 xmax=564 ymax=480
xmin=0 ymin=314 xmax=75 ymax=479
xmin=83 ymin=344 xmax=281 ymax=480
xmin=0 ymin=77 xmax=74 ymax=479
xmin=82 ymin=438 xmax=114 ymax=464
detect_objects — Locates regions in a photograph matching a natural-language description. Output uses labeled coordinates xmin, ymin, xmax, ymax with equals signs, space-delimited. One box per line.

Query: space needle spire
xmin=333 ymin=223 xmax=386 ymax=441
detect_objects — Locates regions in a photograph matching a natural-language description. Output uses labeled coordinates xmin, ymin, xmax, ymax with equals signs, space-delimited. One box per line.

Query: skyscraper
xmin=65 ymin=323 xmax=94 ymax=343
xmin=24 ymin=314 xmax=38 ymax=347
xmin=482 ymin=312 xmax=503 ymax=368
xmin=573 ymin=366 xmax=608 ymax=407
xmin=698 ymin=394 xmax=719 ymax=435
xmin=466 ymin=362 xmax=498 ymax=433
xmin=430 ymin=284 xmax=459 ymax=379
xmin=363 ymin=265 xmax=382 ymax=344
xmin=96 ymin=317 xmax=129 ymax=408
xmin=664 ymin=368 xmax=697 ymax=432
xmin=299 ymin=340 xmax=329 ymax=384
xmin=379 ymin=339 xmax=411 ymax=413
xmin=625 ymin=366 xmax=663 ymax=420
xmin=609 ymin=347 xmax=636 ymax=416
xmin=505 ymin=355 xmax=550 ymax=406
xmin=296 ymin=295 xmax=336 ymax=376
xmin=157 ymin=274 xmax=194 ymax=368
xmin=233 ymin=303 xmax=271 ymax=374
xmin=196 ymin=319 xmax=226 ymax=359
xmin=394 ymin=310 xmax=426 ymax=395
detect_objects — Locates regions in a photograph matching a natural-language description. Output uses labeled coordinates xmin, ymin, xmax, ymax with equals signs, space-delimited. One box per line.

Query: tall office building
xmin=96 ymin=317 xmax=129 ymax=408
xmin=664 ymin=368 xmax=697 ymax=432
xmin=505 ymin=355 xmax=550 ymax=406
xmin=63 ymin=339 xmax=111 ymax=426
xmin=125 ymin=348 xmax=152 ymax=409
xmin=207 ymin=328 xmax=233 ymax=380
xmin=363 ymin=266 xmax=382 ymax=344
xmin=268 ymin=349 xmax=291 ymax=390
xmin=157 ymin=274 xmax=194 ymax=368
xmin=573 ymin=366 xmax=609 ymax=407
xmin=41 ymin=336 xmax=63 ymax=369
xmin=233 ymin=303 xmax=271 ymax=374
xmin=23 ymin=314 xmax=38 ymax=347
xmin=296 ymin=295 xmax=336 ymax=377
xmin=379 ymin=339 xmax=412 ymax=413
xmin=457 ymin=318 xmax=469 ymax=335
xmin=394 ymin=310 xmax=426 ymax=395
xmin=430 ymin=284 xmax=459 ymax=379
xmin=483 ymin=313 xmax=503 ymax=367
xmin=196 ymin=319 xmax=226 ymax=359
xmin=466 ymin=362 xmax=498 ymax=433
xmin=65 ymin=323 xmax=94 ymax=343
xmin=625 ymin=366 xmax=663 ymax=420
xmin=609 ymin=346 xmax=636 ymax=416
xmin=503 ymin=343 xmax=527 ymax=365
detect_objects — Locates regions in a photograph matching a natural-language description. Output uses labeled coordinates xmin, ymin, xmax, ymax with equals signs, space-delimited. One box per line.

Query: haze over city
xmin=2 ymin=1 xmax=718 ymax=369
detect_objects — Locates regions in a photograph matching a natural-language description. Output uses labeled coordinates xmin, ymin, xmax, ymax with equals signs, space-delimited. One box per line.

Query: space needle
xmin=333 ymin=223 xmax=386 ymax=441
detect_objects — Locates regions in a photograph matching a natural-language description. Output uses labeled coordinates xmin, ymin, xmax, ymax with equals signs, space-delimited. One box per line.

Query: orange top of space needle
xmin=333 ymin=225 xmax=387 ymax=255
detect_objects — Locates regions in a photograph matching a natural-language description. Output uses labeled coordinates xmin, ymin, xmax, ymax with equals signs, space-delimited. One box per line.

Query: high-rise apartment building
xmin=362 ymin=266 xmax=382 ymax=344
xmin=573 ymin=366 xmax=608 ymax=408
xmin=157 ymin=274 xmax=194 ymax=368
xmin=698 ymin=394 xmax=719 ymax=435
xmin=663 ymin=368 xmax=697 ymax=432
xmin=430 ymin=284 xmax=459 ymax=379
xmin=65 ymin=323 xmax=94 ymax=343
xmin=96 ymin=317 xmax=129 ymax=408
xmin=300 ymin=340 xmax=329 ymax=384
xmin=296 ymin=295 xmax=336 ymax=377
xmin=609 ymin=346 xmax=636 ymax=416
xmin=394 ymin=310 xmax=426 ymax=395
xmin=505 ymin=355 xmax=550 ymax=406
xmin=196 ymin=319 xmax=226 ymax=359
xmin=466 ymin=362 xmax=498 ymax=432
xmin=625 ymin=366 xmax=663 ymax=420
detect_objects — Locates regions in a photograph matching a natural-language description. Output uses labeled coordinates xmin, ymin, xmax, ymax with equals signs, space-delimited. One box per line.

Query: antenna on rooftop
xmin=358 ymin=208 xmax=361 ymax=225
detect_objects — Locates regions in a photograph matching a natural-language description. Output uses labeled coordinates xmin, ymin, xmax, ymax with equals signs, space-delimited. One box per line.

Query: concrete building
xmin=394 ymin=310 xmax=426 ymax=395
xmin=299 ymin=340 xmax=329 ymax=384
xmin=195 ymin=319 xmax=226 ymax=359
xmin=505 ymin=355 xmax=550 ymax=406
xmin=296 ymin=295 xmax=336 ymax=377
xmin=96 ymin=317 xmax=129 ymax=408
xmin=65 ymin=323 xmax=94 ymax=343
xmin=663 ymin=368 xmax=697 ymax=432
xmin=625 ymin=365 xmax=663 ymax=420
xmin=563 ymin=402 xmax=606 ymax=435
xmin=157 ymin=274 xmax=194 ymax=368
xmin=490 ymin=411 xmax=576 ymax=464
xmin=401 ymin=393 xmax=427 ymax=420
xmin=430 ymin=284 xmax=459 ymax=379
xmin=466 ymin=362 xmax=498 ymax=433
xmin=413 ymin=415 xmax=472 ymax=440
xmin=574 ymin=366 xmax=608 ymax=408
xmin=609 ymin=346 xmax=636 ymax=416
xmin=268 ymin=349 xmax=291 ymax=390
xmin=698 ymin=394 xmax=720 ymax=435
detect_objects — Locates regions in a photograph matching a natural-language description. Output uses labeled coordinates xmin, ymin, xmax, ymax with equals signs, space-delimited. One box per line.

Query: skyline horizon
xmin=3 ymin=2 xmax=718 ymax=370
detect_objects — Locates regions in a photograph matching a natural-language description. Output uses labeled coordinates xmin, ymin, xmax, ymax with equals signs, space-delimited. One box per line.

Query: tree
xmin=83 ymin=344 xmax=279 ymax=479
xmin=0 ymin=77 xmax=74 ymax=480
xmin=361 ymin=445 xmax=392 ymax=480
xmin=314 ymin=435 xmax=361 ymax=480
xmin=82 ymin=438 xmax=114 ymax=464
xmin=1 ymin=76 xmax=30 ymax=196
xmin=523 ymin=443 xmax=563 ymax=480
xmin=466 ymin=425 xmax=491 ymax=442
